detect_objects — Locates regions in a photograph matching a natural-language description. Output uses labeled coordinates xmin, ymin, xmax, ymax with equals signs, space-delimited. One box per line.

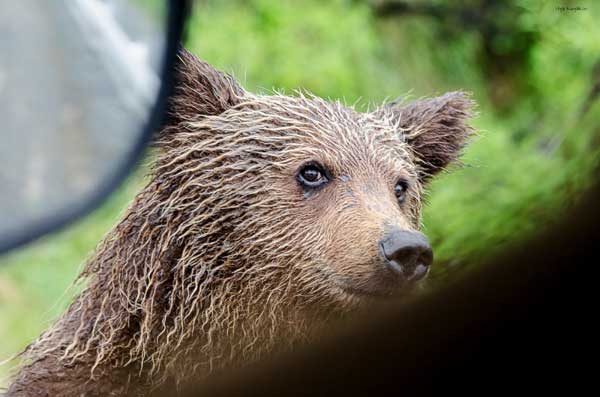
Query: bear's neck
xmin=8 ymin=185 xmax=325 ymax=396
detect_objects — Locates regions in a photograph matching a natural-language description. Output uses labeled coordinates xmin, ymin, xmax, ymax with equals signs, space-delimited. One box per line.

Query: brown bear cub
xmin=7 ymin=49 xmax=475 ymax=396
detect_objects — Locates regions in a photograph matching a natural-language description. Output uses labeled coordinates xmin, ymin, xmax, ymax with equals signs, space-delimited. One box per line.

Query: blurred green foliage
xmin=1 ymin=0 xmax=599 ymax=384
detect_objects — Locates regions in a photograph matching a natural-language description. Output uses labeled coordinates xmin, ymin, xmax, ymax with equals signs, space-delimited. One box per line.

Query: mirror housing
xmin=0 ymin=0 xmax=190 ymax=254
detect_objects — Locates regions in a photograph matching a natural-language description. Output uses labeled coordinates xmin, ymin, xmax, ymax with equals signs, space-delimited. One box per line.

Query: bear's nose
xmin=380 ymin=230 xmax=433 ymax=282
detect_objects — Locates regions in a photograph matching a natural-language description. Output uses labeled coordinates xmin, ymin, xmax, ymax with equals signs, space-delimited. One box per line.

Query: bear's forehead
xmin=227 ymin=94 xmax=405 ymax=145
xmin=213 ymin=94 xmax=416 ymax=175
xmin=237 ymin=93 xmax=385 ymax=125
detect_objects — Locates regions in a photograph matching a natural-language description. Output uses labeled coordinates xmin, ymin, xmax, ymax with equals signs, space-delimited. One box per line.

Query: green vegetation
xmin=1 ymin=0 xmax=598 ymax=384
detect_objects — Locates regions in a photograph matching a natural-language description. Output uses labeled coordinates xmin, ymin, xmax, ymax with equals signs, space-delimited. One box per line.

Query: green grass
xmin=1 ymin=0 xmax=599 ymax=387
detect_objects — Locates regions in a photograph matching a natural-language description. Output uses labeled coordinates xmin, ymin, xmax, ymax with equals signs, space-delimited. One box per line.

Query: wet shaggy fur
xmin=7 ymin=49 xmax=475 ymax=396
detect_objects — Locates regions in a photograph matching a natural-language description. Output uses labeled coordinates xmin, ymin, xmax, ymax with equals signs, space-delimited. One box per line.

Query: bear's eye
xmin=297 ymin=162 xmax=329 ymax=189
xmin=394 ymin=179 xmax=409 ymax=204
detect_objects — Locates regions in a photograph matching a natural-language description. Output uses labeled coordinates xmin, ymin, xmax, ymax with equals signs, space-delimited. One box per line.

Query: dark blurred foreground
xmin=154 ymin=161 xmax=599 ymax=397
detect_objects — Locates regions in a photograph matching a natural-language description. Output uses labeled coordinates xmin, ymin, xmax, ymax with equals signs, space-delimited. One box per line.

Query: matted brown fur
xmin=7 ymin=49 xmax=476 ymax=396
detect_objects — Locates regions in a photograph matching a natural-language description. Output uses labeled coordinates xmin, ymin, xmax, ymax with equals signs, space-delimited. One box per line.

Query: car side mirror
xmin=0 ymin=0 xmax=190 ymax=253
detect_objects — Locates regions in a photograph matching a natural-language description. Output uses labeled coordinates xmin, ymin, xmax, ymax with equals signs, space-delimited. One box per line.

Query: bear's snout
xmin=380 ymin=230 xmax=433 ymax=282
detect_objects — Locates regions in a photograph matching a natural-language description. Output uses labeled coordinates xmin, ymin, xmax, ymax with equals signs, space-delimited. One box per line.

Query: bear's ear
xmin=163 ymin=48 xmax=245 ymax=127
xmin=384 ymin=91 xmax=476 ymax=181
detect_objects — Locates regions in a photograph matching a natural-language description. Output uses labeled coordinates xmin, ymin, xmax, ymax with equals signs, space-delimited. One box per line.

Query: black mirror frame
xmin=0 ymin=0 xmax=192 ymax=255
